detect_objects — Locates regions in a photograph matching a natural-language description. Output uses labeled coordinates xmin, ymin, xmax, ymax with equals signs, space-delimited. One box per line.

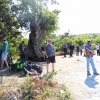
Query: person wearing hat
xmin=1 ymin=38 xmax=9 ymax=68
xmin=85 ymin=40 xmax=99 ymax=75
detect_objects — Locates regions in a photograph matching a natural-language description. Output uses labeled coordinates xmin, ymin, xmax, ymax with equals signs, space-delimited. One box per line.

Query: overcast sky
xmin=49 ymin=0 xmax=100 ymax=35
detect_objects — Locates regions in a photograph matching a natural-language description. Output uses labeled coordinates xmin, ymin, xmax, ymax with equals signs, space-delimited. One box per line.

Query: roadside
xmin=0 ymin=55 xmax=100 ymax=100
xmin=51 ymin=55 xmax=100 ymax=100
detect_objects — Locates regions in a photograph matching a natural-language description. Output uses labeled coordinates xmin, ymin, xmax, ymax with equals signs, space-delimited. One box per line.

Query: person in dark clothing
xmin=69 ymin=43 xmax=74 ymax=57
xmin=63 ymin=44 xmax=67 ymax=57
xmin=19 ymin=41 xmax=26 ymax=61
xmin=96 ymin=43 xmax=99 ymax=56
xmin=79 ymin=46 xmax=83 ymax=56
xmin=41 ymin=43 xmax=47 ymax=62
xmin=76 ymin=44 xmax=80 ymax=56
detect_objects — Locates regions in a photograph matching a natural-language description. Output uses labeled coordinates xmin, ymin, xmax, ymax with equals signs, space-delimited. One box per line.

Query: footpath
xmin=0 ymin=55 xmax=100 ymax=100
xmin=49 ymin=55 xmax=100 ymax=100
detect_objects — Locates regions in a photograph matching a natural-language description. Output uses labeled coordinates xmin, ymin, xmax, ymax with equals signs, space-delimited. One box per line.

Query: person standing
xmin=76 ymin=44 xmax=80 ymax=56
xmin=63 ymin=43 xmax=67 ymax=57
xmin=96 ymin=43 xmax=99 ymax=56
xmin=79 ymin=46 xmax=83 ymax=56
xmin=83 ymin=42 xmax=86 ymax=56
xmin=69 ymin=43 xmax=74 ymax=57
xmin=45 ymin=39 xmax=55 ymax=73
xmin=85 ymin=40 xmax=99 ymax=75
xmin=1 ymin=39 xmax=9 ymax=68
xmin=19 ymin=41 xmax=26 ymax=61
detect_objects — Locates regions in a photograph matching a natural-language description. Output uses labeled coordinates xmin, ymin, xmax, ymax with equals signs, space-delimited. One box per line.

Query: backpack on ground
xmin=9 ymin=60 xmax=26 ymax=72
xmin=23 ymin=61 xmax=43 ymax=75
xmin=40 ymin=56 xmax=46 ymax=62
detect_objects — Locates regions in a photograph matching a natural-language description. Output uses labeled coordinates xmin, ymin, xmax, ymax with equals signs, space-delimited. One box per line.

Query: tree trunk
xmin=26 ymin=20 xmax=43 ymax=61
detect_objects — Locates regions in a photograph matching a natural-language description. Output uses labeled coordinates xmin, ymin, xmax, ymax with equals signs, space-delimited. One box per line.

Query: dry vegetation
xmin=0 ymin=71 xmax=71 ymax=100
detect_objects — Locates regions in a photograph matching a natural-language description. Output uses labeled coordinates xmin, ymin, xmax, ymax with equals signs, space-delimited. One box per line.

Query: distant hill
xmin=76 ymin=33 xmax=100 ymax=36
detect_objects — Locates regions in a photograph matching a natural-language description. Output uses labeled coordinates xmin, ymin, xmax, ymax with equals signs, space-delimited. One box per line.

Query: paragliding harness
xmin=23 ymin=61 xmax=43 ymax=75
xmin=85 ymin=47 xmax=94 ymax=57
xmin=9 ymin=59 xmax=26 ymax=72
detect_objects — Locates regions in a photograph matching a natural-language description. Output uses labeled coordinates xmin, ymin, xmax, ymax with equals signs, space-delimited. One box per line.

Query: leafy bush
xmin=49 ymin=34 xmax=100 ymax=52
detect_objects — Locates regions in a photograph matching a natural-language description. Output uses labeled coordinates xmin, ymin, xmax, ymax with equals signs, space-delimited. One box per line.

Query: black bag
xmin=31 ymin=64 xmax=43 ymax=74
xmin=40 ymin=56 xmax=46 ymax=62
xmin=23 ymin=64 xmax=31 ymax=75
xmin=9 ymin=60 xmax=26 ymax=72
xmin=9 ymin=63 xmax=19 ymax=72
xmin=23 ymin=61 xmax=43 ymax=75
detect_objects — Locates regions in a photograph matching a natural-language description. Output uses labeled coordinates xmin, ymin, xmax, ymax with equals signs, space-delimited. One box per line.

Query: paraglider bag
xmin=9 ymin=60 xmax=26 ymax=72
xmin=32 ymin=64 xmax=43 ymax=74
xmin=86 ymin=49 xmax=91 ymax=56
xmin=23 ymin=62 xmax=43 ymax=75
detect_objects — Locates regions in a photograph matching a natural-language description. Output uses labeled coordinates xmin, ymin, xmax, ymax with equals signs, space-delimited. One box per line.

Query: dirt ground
xmin=0 ymin=55 xmax=100 ymax=100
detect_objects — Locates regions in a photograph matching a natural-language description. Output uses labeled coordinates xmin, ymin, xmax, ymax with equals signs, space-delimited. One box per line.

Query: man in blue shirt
xmin=85 ymin=40 xmax=99 ymax=75
xmin=63 ymin=44 xmax=67 ymax=57
xmin=1 ymin=39 xmax=9 ymax=68
xmin=45 ymin=39 xmax=55 ymax=73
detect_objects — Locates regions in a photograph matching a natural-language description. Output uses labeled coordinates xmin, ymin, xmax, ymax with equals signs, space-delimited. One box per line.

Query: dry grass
xmin=20 ymin=73 xmax=71 ymax=100
xmin=55 ymin=52 xmax=64 ymax=56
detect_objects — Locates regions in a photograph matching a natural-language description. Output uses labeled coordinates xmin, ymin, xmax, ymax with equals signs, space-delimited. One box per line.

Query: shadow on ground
xmin=0 ymin=68 xmax=25 ymax=77
xmin=0 ymin=62 xmax=46 ymax=77
xmin=84 ymin=75 xmax=99 ymax=88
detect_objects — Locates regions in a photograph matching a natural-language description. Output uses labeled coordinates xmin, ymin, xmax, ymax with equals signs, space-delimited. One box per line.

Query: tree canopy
xmin=50 ymin=33 xmax=100 ymax=52
xmin=0 ymin=0 xmax=20 ymax=40
xmin=11 ymin=0 xmax=60 ymax=37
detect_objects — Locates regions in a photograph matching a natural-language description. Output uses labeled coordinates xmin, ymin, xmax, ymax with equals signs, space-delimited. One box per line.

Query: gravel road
xmin=51 ymin=55 xmax=100 ymax=100
xmin=0 ymin=55 xmax=100 ymax=100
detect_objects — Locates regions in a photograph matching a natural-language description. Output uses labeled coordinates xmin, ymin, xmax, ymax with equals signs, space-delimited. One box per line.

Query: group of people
xmin=0 ymin=38 xmax=99 ymax=76
xmin=44 ymin=40 xmax=99 ymax=75
xmin=63 ymin=43 xmax=83 ymax=57
xmin=0 ymin=39 xmax=26 ymax=69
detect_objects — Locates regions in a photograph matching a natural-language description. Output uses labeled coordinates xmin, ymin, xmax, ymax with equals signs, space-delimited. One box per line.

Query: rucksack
xmin=40 ymin=56 xmax=46 ymax=62
xmin=23 ymin=61 xmax=43 ymax=75
xmin=32 ymin=64 xmax=43 ymax=74
xmin=9 ymin=60 xmax=26 ymax=72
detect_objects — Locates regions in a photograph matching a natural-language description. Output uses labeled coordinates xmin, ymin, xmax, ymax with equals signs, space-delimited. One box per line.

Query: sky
xmin=14 ymin=0 xmax=100 ymax=37
xmin=49 ymin=0 xmax=100 ymax=35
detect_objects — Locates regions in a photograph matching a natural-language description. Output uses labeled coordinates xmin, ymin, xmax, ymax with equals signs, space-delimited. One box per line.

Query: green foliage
xmin=50 ymin=33 xmax=100 ymax=52
xmin=21 ymin=74 xmax=35 ymax=100
xmin=0 ymin=0 xmax=25 ymax=57
xmin=57 ymin=84 xmax=71 ymax=100
xmin=11 ymin=0 xmax=60 ymax=46
xmin=0 ymin=0 xmax=20 ymax=40
xmin=43 ymin=71 xmax=57 ymax=80
xmin=0 ymin=0 xmax=59 ymax=57
xmin=8 ymin=35 xmax=28 ymax=56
